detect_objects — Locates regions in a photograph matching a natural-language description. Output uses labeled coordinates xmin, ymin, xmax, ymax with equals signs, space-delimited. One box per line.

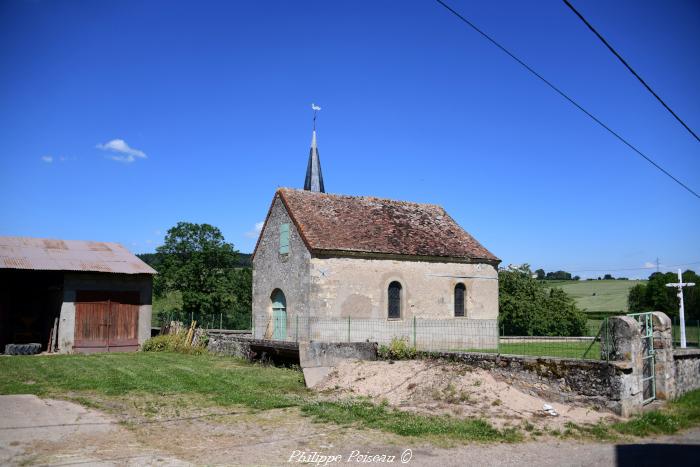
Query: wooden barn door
xmin=75 ymin=291 xmax=140 ymax=353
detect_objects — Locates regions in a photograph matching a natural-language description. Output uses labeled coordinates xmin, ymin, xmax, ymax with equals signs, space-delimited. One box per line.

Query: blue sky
xmin=1 ymin=0 xmax=698 ymax=278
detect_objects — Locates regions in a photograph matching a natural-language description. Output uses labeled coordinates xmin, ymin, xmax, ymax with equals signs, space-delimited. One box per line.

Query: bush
xmin=499 ymin=265 xmax=587 ymax=336
xmin=377 ymin=337 xmax=416 ymax=360
xmin=141 ymin=331 xmax=208 ymax=355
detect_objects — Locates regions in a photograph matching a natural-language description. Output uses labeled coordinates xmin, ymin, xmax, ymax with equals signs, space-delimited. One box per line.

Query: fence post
xmin=296 ymin=315 xmax=299 ymax=342
xmin=497 ymin=321 xmax=500 ymax=354
xmin=605 ymin=317 xmax=610 ymax=362
xmin=347 ymin=316 xmax=351 ymax=342
xmin=413 ymin=316 xmax=417 ymax=349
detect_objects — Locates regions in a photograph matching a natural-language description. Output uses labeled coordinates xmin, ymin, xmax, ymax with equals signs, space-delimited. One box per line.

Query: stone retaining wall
xmin=674 ymin=349 xmax=700 ymax=397
xmin=422 ymin=351 xmax=637 ymax=416
xmin=207 ymin=331 xmax=254 ymax=358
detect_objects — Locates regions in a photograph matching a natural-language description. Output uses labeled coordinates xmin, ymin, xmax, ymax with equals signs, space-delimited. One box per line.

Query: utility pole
xmin=656 ymin=257 xmax=660 ymax=273
xmin=666 ymin=269 xmax=696 ymax=348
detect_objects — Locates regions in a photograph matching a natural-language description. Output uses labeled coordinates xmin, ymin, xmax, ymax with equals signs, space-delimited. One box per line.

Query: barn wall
xmin=252 ymin=195 xmax=312 ymax=339
xmin=58 ymin=273 xmax=152 ymax=353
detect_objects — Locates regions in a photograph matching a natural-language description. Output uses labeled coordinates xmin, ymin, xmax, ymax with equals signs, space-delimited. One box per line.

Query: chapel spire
xmin=304 ymin=103 xmax=325 ymax=193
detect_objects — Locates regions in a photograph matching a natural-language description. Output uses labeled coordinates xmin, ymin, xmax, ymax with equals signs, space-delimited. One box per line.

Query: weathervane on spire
xmin=305 ymin=103 xmax=325 ymax=192
xmin=311 ymin=103 xmax=321 ymax=130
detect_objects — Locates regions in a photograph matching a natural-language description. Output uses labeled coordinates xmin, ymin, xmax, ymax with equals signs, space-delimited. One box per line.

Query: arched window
xmin=271 ymin=289 xmax=287 ymax=340
xmin=454 ymin=283 xmax=466 ymax=317
xmin=388 ymin=281 xmax=402 ymax=319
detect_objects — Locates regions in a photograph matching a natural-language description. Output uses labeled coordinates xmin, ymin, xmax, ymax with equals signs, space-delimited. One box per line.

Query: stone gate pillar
xmin=651 ymin=312 xmax=674 ymax=400
xmin=601 ymin=315 xmax=643 ymax=416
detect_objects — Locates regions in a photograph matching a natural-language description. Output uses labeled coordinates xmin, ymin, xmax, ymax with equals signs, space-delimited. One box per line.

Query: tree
xmin=155 ymin=222 xmax=245 ymax=327
xmin=535 ymin=269 xmax=545 ymax=280
xmin=499 ymin=265 xmax=587 ymax=336
xmin=603 ymin=274 xmax=613 ymax=280
xmin=545 ymin=270 xmax=572 ymax=280
xmin=229 ymin=268 xmax=252 ymax=329
xmin=627 ymin=270 xmax=699 ymax=320
xmin=628 ymin=283 xmax=647 ymax=313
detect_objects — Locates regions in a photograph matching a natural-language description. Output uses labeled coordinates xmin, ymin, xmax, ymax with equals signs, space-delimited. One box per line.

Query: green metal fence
xmin=254 ymin=315 xmax=609 ymax=360
xmin=671 ymin=317 xmax=700 ymax=348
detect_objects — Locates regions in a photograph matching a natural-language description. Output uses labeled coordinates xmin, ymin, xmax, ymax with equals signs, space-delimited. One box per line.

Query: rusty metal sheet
xmin=0 ymin=237 xmax=156 ymax=275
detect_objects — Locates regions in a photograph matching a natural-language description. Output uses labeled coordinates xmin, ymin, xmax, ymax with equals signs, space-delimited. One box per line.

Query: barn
xmin=0 ymin=237 xmax=156 ymax=354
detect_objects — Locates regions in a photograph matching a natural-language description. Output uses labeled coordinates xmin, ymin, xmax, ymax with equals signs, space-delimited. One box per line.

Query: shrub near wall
xmin=142 ymin=331 xmax=208 ymax=355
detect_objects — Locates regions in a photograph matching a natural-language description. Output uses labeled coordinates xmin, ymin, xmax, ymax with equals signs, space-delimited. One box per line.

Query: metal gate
xmin=628 ymin=312 xmax=656 ymax=404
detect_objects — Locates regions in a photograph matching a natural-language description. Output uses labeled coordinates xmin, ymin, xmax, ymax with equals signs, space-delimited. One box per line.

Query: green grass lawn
xmin=0 ymin=352 xmax=519 ymax=443
xmin=2 ymin=352 xmax=700 ymax=443
xmin=542 ymin=280 xmax=646 ymax=313
xmin=0 ymin=352 xmax=307 ymax=410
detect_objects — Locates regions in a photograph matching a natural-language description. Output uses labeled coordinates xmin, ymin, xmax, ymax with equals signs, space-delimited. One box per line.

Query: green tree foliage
xmin=229 ymin=267 xmax=252 ymax=329
xmin=499 ymin=265 xmax=587 ymax=336
xmin=544 ymin=270 xmax=573 ymax=280
xmin=152 ymin=222 xmax=252 ymax=328
xmin=627 ymin=270 xmax=699 ymax=319
xmin=534 ymin=268 xmax=545 ymax=280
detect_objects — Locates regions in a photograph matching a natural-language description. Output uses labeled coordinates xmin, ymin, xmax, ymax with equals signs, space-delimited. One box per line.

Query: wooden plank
xmin=74 ymin=301 xmax=110 ymax=349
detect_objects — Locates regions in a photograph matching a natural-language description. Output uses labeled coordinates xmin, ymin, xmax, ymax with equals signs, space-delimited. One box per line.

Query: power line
xmin=563 ymin=0 xmax=700 ymax=144
xmin=433 ymin=0 xmax=700 ymax=200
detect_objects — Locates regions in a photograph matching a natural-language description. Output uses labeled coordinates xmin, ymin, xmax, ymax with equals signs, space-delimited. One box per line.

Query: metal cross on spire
xmin=304 ymin=103 xmax=325 ymax=193
xmin=666 ymin=268 xmax=696 ymax=348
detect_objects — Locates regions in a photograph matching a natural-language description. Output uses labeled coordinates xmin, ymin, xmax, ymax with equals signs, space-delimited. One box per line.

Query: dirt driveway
xmin=2 ymin=394 xmax=700 ymax=466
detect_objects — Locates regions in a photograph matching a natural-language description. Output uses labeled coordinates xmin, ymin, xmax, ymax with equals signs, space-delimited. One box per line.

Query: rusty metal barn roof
xmin=0 ymin=237 xmax=156 ymax=275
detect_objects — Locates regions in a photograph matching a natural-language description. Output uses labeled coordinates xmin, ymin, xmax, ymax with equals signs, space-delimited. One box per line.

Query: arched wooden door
xmin=271 ymin=289 xmax=287 ymax=340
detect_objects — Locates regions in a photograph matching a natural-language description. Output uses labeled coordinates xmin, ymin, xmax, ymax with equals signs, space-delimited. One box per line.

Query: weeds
xmin=141 ymin=331 xmax=208 ymax=355
xmin=377 ymin=337 xmax=417 ymax=360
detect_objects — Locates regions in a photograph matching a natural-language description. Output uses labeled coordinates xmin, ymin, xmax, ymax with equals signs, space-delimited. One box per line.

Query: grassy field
xmin=463 ymin=341 xmax=601 ymax=359
xmin=2 ymin=352 xmax=700 ymax=443
xmin=497 ymin=341 xmax=600 ymax=360
xmin=542 ymin=279 xmax=646 ymax=313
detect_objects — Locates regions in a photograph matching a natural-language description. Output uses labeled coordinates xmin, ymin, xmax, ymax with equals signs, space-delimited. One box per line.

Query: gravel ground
xmin=1 ymin=394 xmax=699 ymax=466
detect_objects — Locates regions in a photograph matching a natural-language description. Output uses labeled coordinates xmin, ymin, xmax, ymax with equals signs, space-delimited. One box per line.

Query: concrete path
xmin=0 ymin=395 xmax=185 ymax=466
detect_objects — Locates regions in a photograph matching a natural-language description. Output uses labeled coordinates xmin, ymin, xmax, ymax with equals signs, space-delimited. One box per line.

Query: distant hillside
xmin=541 ymin=279 xmax=646 ymax=313
xmin=137 ymin=252 xmax=252 ymax=272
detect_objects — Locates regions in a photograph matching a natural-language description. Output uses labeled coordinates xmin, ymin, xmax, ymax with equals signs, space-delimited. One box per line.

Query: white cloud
xmin=41 ymin=155 xmax=53 ymax=163
xmin=643 ymin=261 xmax=656 ymax=269
xmin=96 ymin=139 xmax=147 ymax=163
xmin=245 ymin=221 xmax=265 ymax=238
